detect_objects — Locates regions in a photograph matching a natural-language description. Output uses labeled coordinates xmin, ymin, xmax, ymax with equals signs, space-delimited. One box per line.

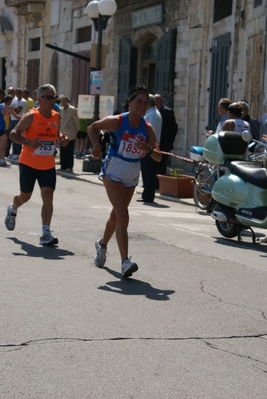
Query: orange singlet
xmin=19 ymin=108 xmax=60 ymax=170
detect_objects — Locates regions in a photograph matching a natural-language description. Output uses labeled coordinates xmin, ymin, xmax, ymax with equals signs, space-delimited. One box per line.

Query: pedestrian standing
xmin=239 ymin=100 xmax=260 ymax=147
xmin=76 ymin=118 xmax=91 ymax=158
xmin=5 ymin=87 xmax=16 ymax=157
xmin=8 ymin=88 xmax=27 ymax=159
xmin=206 ymin=97 xmax=232 ymax=137
xmin=22 ymin=89 xmax=35 ymax=113
xmin=222 ymin=102 xmax=250 ymax=133
xmin=154 ymin=94 xmax=178 ymax=178
xmin=4 ymin=83 xmax=69 ymax=245
xmin=0 ymin=95 xmax=21 ymax=167
xmin=88 ymin=84 xmax=162 ymax=277
xmin=59 ymin=95 xmax=79 ymax=172
xmin=138 ymin=94 xmax=162 ymax=202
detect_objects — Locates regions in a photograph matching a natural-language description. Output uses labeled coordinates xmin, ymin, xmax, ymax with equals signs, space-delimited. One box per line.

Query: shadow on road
xmin=6 ymin=237 xmax=74 ymax=260
xmin=141 ymin=202 xmax=170 ymax=208
xmin=214 ymin=235 xmax=267 ymax=256
xmin=98 ymin=266 xmax=175 ymax=300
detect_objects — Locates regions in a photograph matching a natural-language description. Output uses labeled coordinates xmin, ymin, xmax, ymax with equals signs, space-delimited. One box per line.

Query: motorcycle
xmin=203 ymin=130 xmax=267 ymax=243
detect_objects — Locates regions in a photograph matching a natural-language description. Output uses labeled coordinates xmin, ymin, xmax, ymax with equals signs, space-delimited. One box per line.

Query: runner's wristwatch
xmin=147 ymin=146 xmax=153 ymax=155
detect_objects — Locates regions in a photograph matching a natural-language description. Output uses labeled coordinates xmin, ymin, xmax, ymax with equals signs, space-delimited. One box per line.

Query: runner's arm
xmin=87 ymin=116 xmax=121 ymax=158
xmin=9 ymin=113 xmax=41 ymax=149
xmin=137 ymin=123 xmax=162 ymax=161
xmin=1 ymin=106 xmax=21 ymax=119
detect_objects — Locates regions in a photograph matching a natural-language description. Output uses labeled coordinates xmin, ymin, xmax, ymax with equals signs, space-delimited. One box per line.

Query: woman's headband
xmin=128 ymin=90 xmax=149 ymax=102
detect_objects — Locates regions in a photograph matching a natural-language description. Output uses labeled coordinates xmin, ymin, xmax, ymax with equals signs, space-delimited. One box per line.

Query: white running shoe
xmin=94 ymin=239 xmax=107 ymax=267
xmin=259 ymin=235 xmax=267 ymax=243
xmin=5 ymin=204 xmax=16 ymax=231
xmin=39 ymin=230 xmax=58 ymax=246
xmin=121 ymin=257 xmax=138 ymax=278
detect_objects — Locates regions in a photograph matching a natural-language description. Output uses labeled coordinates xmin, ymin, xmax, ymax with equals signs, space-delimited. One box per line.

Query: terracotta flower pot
xmin=157 ymin=174 xmax=194 ymax=198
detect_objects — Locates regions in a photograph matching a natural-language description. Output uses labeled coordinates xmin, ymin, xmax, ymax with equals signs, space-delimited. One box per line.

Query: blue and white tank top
xmin=108 ymin=112 xmax=149 ymax=162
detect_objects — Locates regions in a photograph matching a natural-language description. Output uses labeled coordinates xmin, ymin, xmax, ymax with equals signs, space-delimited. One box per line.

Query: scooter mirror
xmin=241 ymin=130 xmax=252 ymax=142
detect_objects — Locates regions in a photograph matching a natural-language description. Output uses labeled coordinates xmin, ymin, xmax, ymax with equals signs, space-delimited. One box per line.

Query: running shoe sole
xmin=122 ymin=264 xmax=138 ymax=278
xmin=40 ymin=237 xmax=59 ymax=246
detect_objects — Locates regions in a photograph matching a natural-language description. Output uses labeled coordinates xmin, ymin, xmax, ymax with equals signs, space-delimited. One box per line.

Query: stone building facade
xmin=0 ymin=0 xmax=267 ymax=167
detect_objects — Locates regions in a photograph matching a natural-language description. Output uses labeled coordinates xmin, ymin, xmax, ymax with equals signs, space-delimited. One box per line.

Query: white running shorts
xmin=99 ymin=156 xmax=140 ymax=188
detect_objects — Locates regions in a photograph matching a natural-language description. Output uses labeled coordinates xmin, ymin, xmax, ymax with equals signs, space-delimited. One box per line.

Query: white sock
xmin=9 ymin=204 xmax=17 ymax=215
xmin=42 ymin=225 xmax=50 ymax=235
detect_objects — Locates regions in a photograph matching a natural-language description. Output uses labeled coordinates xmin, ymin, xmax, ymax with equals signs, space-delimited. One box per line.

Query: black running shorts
xmin=19 ymin=163 xmax=56 ymax=193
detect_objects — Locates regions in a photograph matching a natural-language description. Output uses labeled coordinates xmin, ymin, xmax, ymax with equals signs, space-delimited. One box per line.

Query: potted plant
xmin=157 ymin=167 xmax=194 ymax=198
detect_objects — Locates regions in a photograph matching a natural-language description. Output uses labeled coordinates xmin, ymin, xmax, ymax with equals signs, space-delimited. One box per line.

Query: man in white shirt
xmin=9 ymin=88 xmax=26 ymax=159
xmin=138 ymin=94 xmax=162 ymax=203
xmin=5 ymin=87 xmax=16 ymax=157
xmin=59 ymin=95 xmax=79 ymax=172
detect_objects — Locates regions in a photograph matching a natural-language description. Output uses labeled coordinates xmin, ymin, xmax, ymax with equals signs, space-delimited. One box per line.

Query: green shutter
xmin=155 ymin=28 xmax=177 ymax=108
xmin=208 ymin=32 xmax=231 ymax=131
xmin=117 ymin=38 xmax=137 ymax=112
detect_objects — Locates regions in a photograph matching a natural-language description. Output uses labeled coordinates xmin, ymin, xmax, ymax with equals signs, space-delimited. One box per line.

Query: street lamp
xmin=85 ymin=0 xmax=117 ymax=121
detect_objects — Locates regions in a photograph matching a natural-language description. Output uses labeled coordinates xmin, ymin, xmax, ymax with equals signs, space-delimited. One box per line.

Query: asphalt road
xmin=1 ymin=165 xmax=267 ymax=399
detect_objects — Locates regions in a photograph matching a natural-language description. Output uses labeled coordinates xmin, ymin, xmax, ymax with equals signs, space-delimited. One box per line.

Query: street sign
xmin=77 ymin=95 xmax=115 ymax=119
xmin=90 ymin=71 xmax=103 ymax=94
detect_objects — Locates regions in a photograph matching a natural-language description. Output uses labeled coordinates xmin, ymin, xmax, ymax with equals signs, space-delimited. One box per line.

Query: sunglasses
xmin=41 ymin=95 xmax=58 ymax=100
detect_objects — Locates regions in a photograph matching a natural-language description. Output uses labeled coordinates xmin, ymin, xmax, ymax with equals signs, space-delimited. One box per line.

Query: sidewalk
xmin=6 ymin=155 xmax=195 ymax=207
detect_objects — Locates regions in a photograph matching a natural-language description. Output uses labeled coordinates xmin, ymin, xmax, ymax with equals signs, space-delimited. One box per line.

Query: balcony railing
xmin=5 ymin=0 xmax=46 ymax=7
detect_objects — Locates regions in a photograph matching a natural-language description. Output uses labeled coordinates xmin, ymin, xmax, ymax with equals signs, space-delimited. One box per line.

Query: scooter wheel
xmin=215 ymin=220 xmax=239 ymax=238
xmin=193 ymin=170 xmax=213 ymax=210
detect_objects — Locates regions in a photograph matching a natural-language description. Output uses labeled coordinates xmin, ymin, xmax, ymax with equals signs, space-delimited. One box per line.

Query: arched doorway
xmin=141 ymin=38 xmax=156 ymax=93
xmin=117 ymin=28 xmax=177 ymax=110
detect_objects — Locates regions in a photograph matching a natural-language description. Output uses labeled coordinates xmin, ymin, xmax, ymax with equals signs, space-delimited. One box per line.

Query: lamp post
xmin=85 ymin=0 xmax=117 ymax=122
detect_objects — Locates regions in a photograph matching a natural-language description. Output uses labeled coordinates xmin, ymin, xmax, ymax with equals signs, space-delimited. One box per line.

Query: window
xmin=254 ymin=0 xmax=262 ymax=7
xmin=214 ymin=0 xmax=233 ymax=23
xmin=26 ymin=59 xmax=40 ymax=95
xmin=29 ymin=37 xmax=40 ymax=51
xmin=143 ymin=39 xmax=157 ymax=60
xmin=76 ymin=26 xmax=92 ymax=44
xmin=141 ymin=39 xmax=156 ymax=93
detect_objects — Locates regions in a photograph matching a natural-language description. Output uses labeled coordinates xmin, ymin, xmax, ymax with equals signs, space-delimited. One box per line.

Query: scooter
xmin=203 ymin=130 xmax=267 ymax=243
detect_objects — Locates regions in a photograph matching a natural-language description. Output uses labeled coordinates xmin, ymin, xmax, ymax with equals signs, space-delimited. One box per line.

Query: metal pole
xmin=45 ymin=43 xmax=90 ymax=62
xmin=93 ymin=14 xmax=103 ymax=122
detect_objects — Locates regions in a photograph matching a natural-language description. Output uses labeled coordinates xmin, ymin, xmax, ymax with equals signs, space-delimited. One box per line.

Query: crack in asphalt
xmin=2 ymin=335 xmax=267 ymax=374
xmin=202 ymin=339 xmax=267 ymax=372
xmin=200 ymin=280 xmax=267 ymax=320
xmin=1 ymin=333 xmax=267 ymax=349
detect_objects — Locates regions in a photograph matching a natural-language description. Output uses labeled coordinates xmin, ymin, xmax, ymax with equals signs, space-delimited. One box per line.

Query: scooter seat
xmin=225 ymin=160 xmax=267 ymax=189
xmin=218 ymin=131 xmax=248 ymax=155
